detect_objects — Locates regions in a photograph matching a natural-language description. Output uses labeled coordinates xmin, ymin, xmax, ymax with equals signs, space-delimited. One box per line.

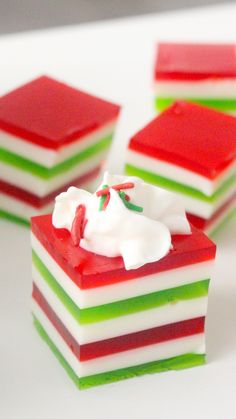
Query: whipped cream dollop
xmin=52 ymin=172 xmax=191 ymax=270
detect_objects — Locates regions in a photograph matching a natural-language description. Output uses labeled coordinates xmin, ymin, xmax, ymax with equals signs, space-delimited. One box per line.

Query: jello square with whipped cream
xmin=0 ymin=76 xmax=120 ymax=226
xmin=126 ymin=101 xmax=236 ymax=235
xmin=31 ymin=172 xmax=216 ymax=389
xmin=154 ymin=42 xmax=236 ymax=114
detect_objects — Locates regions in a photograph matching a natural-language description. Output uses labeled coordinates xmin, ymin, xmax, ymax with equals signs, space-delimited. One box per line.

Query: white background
xmin=0 ymin=3 xmax=236 ymax=418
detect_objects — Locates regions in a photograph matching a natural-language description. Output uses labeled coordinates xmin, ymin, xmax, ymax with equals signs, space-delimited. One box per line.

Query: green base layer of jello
xmin=155 ymin=97 xmax=236 ymax=112
xmin=33 ymin=316 xmax=205 ymax=389
xmin=0 ymin=134 xmax=112 ymax=179
xmin=0 ymin=209 xmax=29 ymax=227
xmin=125 ymin=164 xmax=236 ymax=204
xmin=32 ymin=250 xmax=209 ymax=325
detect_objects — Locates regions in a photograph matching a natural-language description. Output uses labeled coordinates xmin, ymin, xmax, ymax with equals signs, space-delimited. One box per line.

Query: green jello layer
xmin=0 ymin=208 xmax=29 ymax=227
xmin=32 ymin=250 xmax=209 ymax=325
xmin=155 ymin=97 xmax=236 ymax=112
xmin=34 ymin=316 xmax=205 ymax=389
xmin=0 ymin=134 xmax=112 ymax=179
xmin=125 ymin=164 xmax=236 ymax=204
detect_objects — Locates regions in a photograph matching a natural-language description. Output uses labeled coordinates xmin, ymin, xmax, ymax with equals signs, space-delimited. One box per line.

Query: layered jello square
xmin=0 ymin=76 xmax=120 ymax=226
xmin=125 ymin=101 xmax=236 ymax=235
xmin=154 ymin=42 xmax=236 ymax=114
xmin=31 ymin=173 xmax=216 ymax=389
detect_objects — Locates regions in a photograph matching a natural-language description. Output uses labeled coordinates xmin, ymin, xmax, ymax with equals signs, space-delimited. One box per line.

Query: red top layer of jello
xmin=0 ymin=76 xmax=120 ymax=149
xmin=31 ymin=214 xmax=216 ymax=290
xmin=155 ymin=43 xmax=236 ymax=81
xmin=129 ymin=101 xmax=236 ymax=178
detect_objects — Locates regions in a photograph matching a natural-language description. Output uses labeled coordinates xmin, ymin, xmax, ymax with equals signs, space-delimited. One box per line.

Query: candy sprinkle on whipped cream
xmin=52 ymin=172 xmax=191 ymax=269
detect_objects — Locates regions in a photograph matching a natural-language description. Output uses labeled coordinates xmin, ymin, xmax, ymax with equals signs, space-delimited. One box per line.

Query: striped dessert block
xmin=0 ymin=76 xmax=120 ymax=225
xmin=31 ymin=214 xmax=216 ymax=389
xmin=154 ymin=42 xmax=236 ymax=115
xmin=125 ymin=101 xmax=236 ymax=236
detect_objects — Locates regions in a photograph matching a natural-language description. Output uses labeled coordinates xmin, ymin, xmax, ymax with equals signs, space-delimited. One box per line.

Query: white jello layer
xmin=0 ymin=177 xmax=96 ymax=220
xmin=0 ymin=193 xmax=53 ymax=220
xmin=0 ymin=150 xmax=106 ymax=196
xmin=31 ymin=233 xmax=214 ymax=309
xmin=32 ymin=298 xmax=205 ymax=378
xmin=32 ymin=265 xmax=208 ymax=344
xmin=126 ymin=149 xmax=236 ymax=197
xmin=177 ymin=182 xmax=236 ymax=219
xmin=126 ymin=156 xmax=236 ymax=219
xmin=153 ymin=79 xmax=236 ymax=98
xmin=0 ymin=119 xmax=116 ymax=167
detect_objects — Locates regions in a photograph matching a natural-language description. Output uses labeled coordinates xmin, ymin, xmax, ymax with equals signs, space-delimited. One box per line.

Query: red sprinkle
xmin=103 ymin=193 xmax=111 ymax=210
xmin=96 ymin=182 xmax=135 ymax=197
xmin=71 ymin=204 xmax=87 ymax=246
xmin=96 ymin=187 xmax=110 ymax=197
xmin=112 ymin=182 xmax=134 ymax=191
xmin=81 ymin=218 xmax=88 ymax=237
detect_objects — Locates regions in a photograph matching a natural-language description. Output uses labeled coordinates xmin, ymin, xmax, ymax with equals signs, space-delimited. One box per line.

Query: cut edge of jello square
xmin=33 ymin=314 xmax=206 ymax=389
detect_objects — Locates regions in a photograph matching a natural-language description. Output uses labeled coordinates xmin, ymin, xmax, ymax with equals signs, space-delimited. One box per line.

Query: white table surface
xmin=1 ymin=3 xmax=236 ymax=419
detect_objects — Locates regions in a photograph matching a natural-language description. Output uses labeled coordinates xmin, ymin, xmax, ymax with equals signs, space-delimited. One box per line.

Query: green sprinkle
xmin=99 ymin=184 xmax=109 ymax=211
xmin=119 ymin=191 xmax=143 ymax=213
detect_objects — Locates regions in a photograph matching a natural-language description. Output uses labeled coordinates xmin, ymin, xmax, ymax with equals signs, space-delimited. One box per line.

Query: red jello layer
xmin=33 ymin=284 xmax=205 ymax=361
xmin=0 ymin=76 xmax=120 ymax=150
xmin=31 ymin=214 xmax=216 ymax=290
xmin=155 ymin=43 xmax=236 ymax=81
xmin=187 ymin=192 xmax=236 ymax=231
xmin=129 ymin=101 xmax=236 ymax=178
xmin=0 ymin=166 xmax=100 ymax=208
